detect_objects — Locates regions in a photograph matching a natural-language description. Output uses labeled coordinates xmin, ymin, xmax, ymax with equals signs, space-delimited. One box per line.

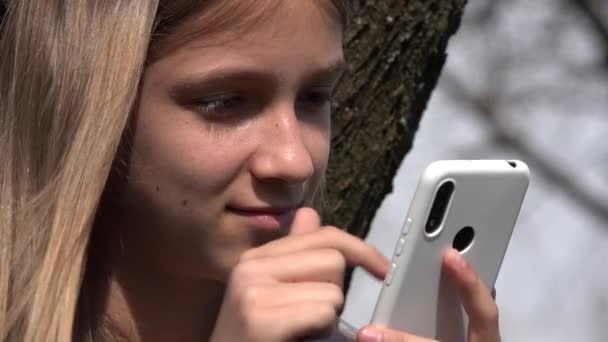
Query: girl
xmin=0 ymin=1 xmax=500 ymax=341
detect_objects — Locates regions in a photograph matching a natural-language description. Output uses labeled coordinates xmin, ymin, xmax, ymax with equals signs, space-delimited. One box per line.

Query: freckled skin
xmin=105 ymin=2 xmax=344 ymax=282
xmin=90 ymin=3 xmax=502 ymax=341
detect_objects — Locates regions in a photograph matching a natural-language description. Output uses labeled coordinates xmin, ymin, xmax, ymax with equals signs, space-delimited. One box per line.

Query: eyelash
xmin=298 ymin=90 xmax=333 ymax=107
xmin=193 ymin=90 xmax=333 ymax=116
xmin=193 ymin=94 xmax=243 ymax=114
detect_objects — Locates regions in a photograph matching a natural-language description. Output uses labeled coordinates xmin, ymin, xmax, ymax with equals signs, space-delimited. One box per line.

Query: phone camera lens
xmin=425 ymin=181 xmax=455 ymax=235
xmin=453 ymin=226 xmax=475 ymax=252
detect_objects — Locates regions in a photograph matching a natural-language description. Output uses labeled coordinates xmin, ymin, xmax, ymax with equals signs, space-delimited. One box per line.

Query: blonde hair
xmin=0 ymin=1 xmax=349 ymax=341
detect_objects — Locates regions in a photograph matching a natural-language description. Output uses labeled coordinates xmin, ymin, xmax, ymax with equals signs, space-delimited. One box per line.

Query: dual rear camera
xmin=425 ymin=180 xmax=474 ymax=252
xmin=425 ymin=181 xmax=454 ymax=235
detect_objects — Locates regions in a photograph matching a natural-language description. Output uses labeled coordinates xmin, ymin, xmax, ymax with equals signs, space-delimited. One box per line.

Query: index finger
xmin=443 ymin=249 xmax=500 ymax=341
xmin=243 ymin=226 xmax=389 ymax=280
xmin=358 ymin=325 xmax=439 ymax=342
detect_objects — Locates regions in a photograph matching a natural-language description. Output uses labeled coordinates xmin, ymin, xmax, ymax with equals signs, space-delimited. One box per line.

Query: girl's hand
xmin=356 ymin=249 xmax=501 ymax=342
xmin=209 ymin=208 xmax=389 ymax=342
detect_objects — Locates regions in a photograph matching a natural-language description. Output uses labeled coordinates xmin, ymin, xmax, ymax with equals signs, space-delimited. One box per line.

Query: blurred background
xmin=341 ymin=0 xmax=608 ymax=341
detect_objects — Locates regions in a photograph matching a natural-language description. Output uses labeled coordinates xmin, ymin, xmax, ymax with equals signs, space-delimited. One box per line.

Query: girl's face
xmin=114 ymin=2 xmax=344 ymax=280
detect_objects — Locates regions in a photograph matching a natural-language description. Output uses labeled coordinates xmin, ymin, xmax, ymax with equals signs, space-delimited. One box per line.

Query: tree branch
xmin=440 ymin=73 xmax=608 ymax=225
xmin=571 ymin=0 xmax=608 ymax=66
xmin=469 ymin=0 xmax=501 ymax=25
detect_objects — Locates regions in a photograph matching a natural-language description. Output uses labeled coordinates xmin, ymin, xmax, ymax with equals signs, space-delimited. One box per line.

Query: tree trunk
xmin=324 ymin=0 xmax=467 ymax=292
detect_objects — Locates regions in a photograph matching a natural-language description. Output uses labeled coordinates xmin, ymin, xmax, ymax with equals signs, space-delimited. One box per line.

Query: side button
xmin=395 ymin=238 xmax=406 ymax=256
xmin=402 ymin=217 xmax=412 ymax=236
xmin=384 ymin=263 xmax=398 ymax=286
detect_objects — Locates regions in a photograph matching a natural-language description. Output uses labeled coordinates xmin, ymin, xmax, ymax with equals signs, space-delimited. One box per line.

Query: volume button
xmin=384 ymin=263 xmax=398 ymax=286
xmin=402 ymin=217 xmax=412 ymax=236
xmin=395 ymin=238 xmax=406 ymax=256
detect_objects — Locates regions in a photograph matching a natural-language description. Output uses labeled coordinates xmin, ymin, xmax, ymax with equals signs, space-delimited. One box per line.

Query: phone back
xmin=371 ymin=160 xmax=530 ymax=342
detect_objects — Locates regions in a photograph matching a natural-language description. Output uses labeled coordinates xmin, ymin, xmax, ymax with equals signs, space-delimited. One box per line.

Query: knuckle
xmin=322 ymin=248 xmax=346 ymax=270
xmin=230 ymin=260 xmax=259 ymax=286
xmin=305 ymin=303 xmax=338 ymax=337
xmin=230 ymin=262 xmax=250 ymax=281
xmin=475 ymin=303 xmax=500 ymax=329
xmin=329 ymin=284 xmax=345 ymax=308
xmin=238 ymin=248 xmax=258 ymax=263
xmin=317 ymin=302 xmax=338 ymax=322
xmin=486 ymin=304 xmax=500 ymax=324
xmin=320 ymin=225 xmax=344 ymax=239
xmin=241 ymin=286 xmax=263 ymax=310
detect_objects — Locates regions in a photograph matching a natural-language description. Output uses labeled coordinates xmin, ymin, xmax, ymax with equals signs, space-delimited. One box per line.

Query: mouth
xmin=226 ymin=205 xmax=298 ymax=231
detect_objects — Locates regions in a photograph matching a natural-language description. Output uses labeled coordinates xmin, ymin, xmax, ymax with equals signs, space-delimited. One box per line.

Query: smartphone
xmin=370 ymin=160 xmax=530 ymax=342
xmin=308 ymin=318 xmax=358 ymax=341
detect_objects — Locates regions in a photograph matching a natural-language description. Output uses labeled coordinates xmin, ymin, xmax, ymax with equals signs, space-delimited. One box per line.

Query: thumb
xmin=288 ymin=207 xmax=321 ymax=235
xmin=357 ymin=325 xmax=438 ymax=342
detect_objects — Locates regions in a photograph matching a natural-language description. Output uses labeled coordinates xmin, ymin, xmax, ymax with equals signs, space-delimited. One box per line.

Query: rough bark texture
xmin=323 ymin=0 xmax=467 ymax=292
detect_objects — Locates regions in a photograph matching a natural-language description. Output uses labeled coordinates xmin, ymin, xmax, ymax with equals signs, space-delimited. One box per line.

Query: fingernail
xmin=359 ymin=327 xmax=383 ymax=342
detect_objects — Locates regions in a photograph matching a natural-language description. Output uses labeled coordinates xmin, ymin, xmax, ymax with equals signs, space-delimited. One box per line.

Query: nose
xmin=250 ymin=105 xmax=315 ymax=184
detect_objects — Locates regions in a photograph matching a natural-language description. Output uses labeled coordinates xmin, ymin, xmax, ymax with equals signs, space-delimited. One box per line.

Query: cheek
xmin=299 ymin=121 xmax=330 ymax=206
xmin=127 ymin=104 xmax=252 ymax=210
xmin=303 ymin=120 xmax=331 ymax=175
xmin=130 ymin=68 xmax=253 ymax=206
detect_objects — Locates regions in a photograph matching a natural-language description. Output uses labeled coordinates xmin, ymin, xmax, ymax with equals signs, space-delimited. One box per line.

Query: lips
xmin=226 ymin=205 xmax=297 ymax=231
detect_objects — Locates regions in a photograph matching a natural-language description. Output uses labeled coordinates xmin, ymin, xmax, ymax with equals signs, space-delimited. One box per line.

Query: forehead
xmin=147 ymin=1 xmax=344 ymax=83
xmin=150 ymin=0 xmax=343 ymax=62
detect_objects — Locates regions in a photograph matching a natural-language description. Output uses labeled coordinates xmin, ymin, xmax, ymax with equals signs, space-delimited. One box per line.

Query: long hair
xmin=0 ymin=1 xmax=349 ymax=341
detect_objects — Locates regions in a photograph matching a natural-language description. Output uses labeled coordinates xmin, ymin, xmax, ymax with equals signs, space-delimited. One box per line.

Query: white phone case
xmin=370 ymin=160 xmax=530 ymax=342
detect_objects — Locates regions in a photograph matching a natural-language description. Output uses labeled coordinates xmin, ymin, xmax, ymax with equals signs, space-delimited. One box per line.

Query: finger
xmin=289 ymin=207 xmax=322 ymax=235
xmin=243 ymin=282 xmax=344 ymax=311
xmin=264 ymin=301 xmax=339 ymax=341
xmin=238 ymin=248 xmax=347 ymax=285
xmin=243 ymin=226 xmax=388 ymax=279
xmin=443 ymin=249 xmax=500 ymax=341
xmin=357 ymin=325 xmax=438 ymax=342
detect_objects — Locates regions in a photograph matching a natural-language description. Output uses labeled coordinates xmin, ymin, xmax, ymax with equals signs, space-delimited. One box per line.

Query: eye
xmin=297 ymin=89 xmax=333 ymax=112
xmin=192 ymin=93 xmax=244 ymax=115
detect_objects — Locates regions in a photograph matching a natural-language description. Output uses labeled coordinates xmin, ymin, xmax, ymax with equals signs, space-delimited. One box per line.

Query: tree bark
xmin=324 ymin=0 xmax=467 ymax=292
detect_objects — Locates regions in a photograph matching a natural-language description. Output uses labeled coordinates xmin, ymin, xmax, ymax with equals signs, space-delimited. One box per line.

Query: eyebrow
xmin=168 ymin=59 xmax=347 ymax=99
xmin=304 ymin=59 xmax=347 ymax=85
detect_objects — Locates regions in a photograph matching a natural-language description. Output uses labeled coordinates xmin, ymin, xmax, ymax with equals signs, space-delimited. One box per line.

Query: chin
xmin=187 ymin=218 xmax=288 ymax=282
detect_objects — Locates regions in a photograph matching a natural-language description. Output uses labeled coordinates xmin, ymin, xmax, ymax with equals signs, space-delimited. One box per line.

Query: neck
xmin=81 ymin=222 xmax=226 ymax=342
xmin=104 ymin=267 xmax=225 ymax=342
